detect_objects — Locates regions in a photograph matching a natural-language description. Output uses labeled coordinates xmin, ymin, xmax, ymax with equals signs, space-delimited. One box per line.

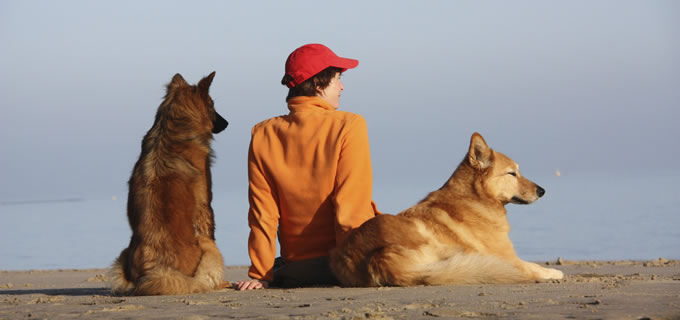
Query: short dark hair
xmin=281 ymin=67 xmax=343 ymax=102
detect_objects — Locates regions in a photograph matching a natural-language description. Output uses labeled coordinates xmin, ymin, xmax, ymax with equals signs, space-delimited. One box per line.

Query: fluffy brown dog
xmin=110 ymin=72 xmax=230 ymax=295
xmin=330 ymin=132 xmax=563 ymax=286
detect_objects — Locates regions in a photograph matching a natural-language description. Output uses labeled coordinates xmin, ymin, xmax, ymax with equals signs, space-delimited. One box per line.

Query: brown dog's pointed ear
xmin=168 ymin=73 xmax=188 ymax=90
xmin=167 ymin=73 xmax=188 ymax=96
xmin=468 ymin=132 xmax=493 ymax=170
xmin=198 ymin=71 xmax=216 ymax=92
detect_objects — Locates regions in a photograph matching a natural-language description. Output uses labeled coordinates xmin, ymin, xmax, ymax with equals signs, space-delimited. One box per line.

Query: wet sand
xmin=1 ymin=259 xmax=679 ymax=319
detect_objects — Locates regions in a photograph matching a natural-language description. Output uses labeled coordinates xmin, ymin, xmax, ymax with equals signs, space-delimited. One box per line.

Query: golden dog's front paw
xmin=523 ymin=261 xmax=564 ymax=280
xmin=546 ymin=268 xmax=564 ymax=279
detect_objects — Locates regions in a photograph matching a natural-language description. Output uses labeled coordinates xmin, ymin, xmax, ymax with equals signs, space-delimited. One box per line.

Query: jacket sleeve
xmin=333 ymin=115 xmax=379 ymax=246
xmin=246 ymin=137 xmax=279 ymax=281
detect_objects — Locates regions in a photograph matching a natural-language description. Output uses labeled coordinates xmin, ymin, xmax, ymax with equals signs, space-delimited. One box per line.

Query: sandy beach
xmin=1 ymin=259 xmax=679 ymax=319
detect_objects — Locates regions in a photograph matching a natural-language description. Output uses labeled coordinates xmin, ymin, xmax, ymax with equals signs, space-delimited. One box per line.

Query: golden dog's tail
xmin=410 ymin=253 xmax=532 ymax=285
xmin=362 ymin=247 xmax=533 ymax=286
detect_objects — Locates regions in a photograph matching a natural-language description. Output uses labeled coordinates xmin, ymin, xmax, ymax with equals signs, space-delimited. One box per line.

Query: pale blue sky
xmin=2 ymin=0 xmax=679 ymax=203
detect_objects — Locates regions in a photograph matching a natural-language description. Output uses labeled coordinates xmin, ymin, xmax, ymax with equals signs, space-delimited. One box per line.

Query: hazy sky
xmin=2 ymin=0 xmax=679 ymax=202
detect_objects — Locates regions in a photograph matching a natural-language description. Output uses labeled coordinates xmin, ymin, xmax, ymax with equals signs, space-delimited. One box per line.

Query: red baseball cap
xmin=284 ymin=43 xmax=359 ymax=88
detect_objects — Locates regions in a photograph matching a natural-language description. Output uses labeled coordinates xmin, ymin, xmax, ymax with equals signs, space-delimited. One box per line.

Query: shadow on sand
xmin=0 ymin=287 xmax=110 ymax=296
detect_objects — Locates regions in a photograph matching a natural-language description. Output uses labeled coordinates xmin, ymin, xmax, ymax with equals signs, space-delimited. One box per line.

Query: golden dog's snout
xmin=536 ymin=185 xmax=545 ymax=198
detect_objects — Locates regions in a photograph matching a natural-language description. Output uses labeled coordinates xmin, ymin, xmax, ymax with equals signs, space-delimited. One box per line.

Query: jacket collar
xmin=287 ymin=96 xmax=335 ymax=113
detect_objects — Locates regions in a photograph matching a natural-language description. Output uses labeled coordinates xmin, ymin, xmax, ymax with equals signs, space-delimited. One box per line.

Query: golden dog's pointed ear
xmin=468 ymin=132 xmax=493 ymax=170
xmin=198 ymin=71 xmax=216 ymax=92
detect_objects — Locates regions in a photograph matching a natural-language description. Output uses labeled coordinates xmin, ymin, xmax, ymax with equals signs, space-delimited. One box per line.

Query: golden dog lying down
xmin=330 ymin=132 xmax=563 ymax=286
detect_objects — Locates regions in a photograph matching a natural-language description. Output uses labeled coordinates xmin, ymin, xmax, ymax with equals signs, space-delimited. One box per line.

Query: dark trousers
xmin=271 ymin=256 xmax=340 ymax=288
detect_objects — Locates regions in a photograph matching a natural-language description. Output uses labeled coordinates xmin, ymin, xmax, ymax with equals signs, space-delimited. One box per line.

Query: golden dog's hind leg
xmin=365 ymin=245 xmax=428 ymax=287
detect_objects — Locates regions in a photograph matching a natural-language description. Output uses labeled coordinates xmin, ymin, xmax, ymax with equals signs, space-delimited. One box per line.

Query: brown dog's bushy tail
xmin=109 ymin=248 xmax=135 ymax=296
xmin=109 ymin=239 xmax=227 ymax=296
xmin=133 ymin=268 xmax=213 ymax=296
xmin=135 ymin=239 xmax=226 ymax=296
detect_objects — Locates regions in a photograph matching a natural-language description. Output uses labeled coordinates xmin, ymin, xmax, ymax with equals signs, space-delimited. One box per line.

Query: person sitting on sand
xmin=233 ymin=43 xmax=381 ymax=290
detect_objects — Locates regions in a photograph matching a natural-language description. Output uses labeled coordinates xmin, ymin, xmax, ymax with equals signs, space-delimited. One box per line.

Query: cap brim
xmin=334 ymin=57 xmax=359 ymax=72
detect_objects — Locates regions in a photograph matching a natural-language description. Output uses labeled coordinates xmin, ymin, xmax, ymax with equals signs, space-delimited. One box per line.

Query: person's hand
xmin=232 ymin=279 xmax=269 ymax=291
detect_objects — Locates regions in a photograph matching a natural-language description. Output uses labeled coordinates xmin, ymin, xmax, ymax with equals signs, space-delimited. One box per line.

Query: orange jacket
xmin=247 ymin=96 xmax=380 ymax=281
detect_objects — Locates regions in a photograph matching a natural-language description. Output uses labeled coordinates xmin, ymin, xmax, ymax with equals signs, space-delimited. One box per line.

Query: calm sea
xmin=1 ymin=174 xmax=678 ymax=270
